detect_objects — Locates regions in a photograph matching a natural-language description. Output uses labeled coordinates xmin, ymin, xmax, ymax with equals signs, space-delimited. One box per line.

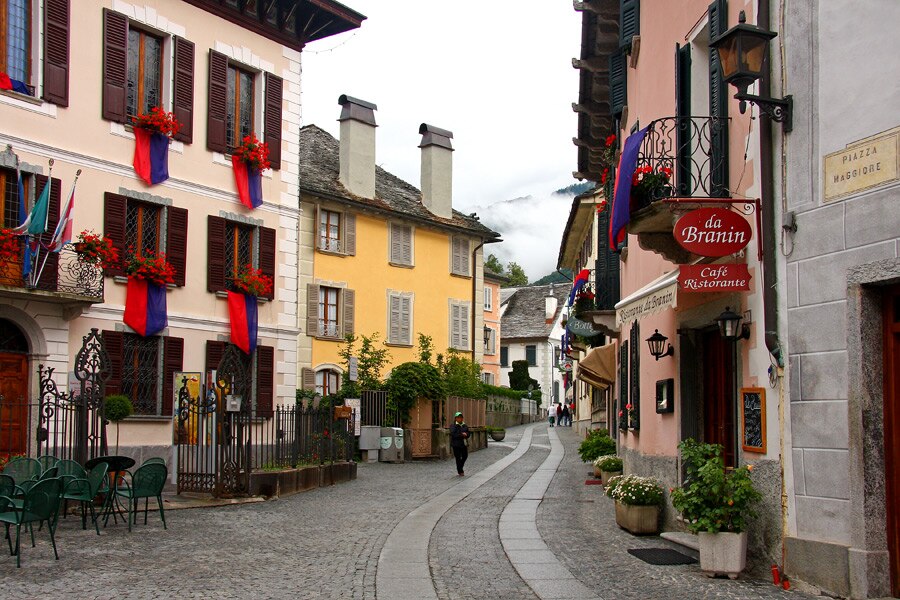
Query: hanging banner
xmin=673 ymin=208 xmax=752 ymax=257
xmin=678 ymin=264 xmax=751 ymax=293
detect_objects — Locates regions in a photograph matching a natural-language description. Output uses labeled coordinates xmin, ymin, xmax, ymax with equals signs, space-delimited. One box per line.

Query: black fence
xmin=359 ymin=390 xmax=400 ymax=427
xmin=253 ymin=403 xmax=355 ymax=471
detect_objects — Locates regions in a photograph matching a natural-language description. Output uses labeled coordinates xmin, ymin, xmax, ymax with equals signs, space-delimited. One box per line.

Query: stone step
xmin=660 ymin=531 xmax=700 ymax=559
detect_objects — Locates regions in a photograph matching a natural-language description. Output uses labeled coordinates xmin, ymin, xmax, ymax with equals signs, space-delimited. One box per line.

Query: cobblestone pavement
xmin=0 ymin=423 xmax=822 ymax=599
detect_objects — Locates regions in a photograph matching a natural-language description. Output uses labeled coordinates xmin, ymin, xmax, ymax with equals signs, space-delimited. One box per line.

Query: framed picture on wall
xmin=655 ymin=379 xmax=674 ymax=413
xmin=740 ymin=387 xmax=767 ymax=453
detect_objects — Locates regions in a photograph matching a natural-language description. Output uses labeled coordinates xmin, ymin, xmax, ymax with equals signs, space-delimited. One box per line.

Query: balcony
xmin=628 ymin=116 xmax=730 ymax=263
xmin=0 ymin=246 xmax=105 ymax=310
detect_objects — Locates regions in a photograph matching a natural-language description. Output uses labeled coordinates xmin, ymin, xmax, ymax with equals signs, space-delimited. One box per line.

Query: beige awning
xmin=615 ymin=269 xmax=679 ymax=326
xmin=576 ymin=343 xmax=617 ymax=390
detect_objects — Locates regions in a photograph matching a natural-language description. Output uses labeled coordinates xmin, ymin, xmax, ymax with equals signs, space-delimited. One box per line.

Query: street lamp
xmin=710 ymin=10 xmax=792 ymax=130
xmin=484 ymin=325 xmax=491 ymax=351
xmin=715 ymin=306 xmax=751 ymax=341
xmin=645 ymin=329 xmax=674 ymax=361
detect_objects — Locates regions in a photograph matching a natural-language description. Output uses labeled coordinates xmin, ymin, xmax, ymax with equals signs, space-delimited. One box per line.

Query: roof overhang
xmin=557 ymin=187 xmax=602 ymax=269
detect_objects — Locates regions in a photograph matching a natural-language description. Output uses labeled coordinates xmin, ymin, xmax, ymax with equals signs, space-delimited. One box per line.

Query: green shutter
xmin=609 ymin=50 xmax=628 ymax=118
xmin=620 ymin=0 xmax=640 ymax=49
xmin=708 ymin=0 xmax=730 ymax=197
xmin=675 ymin=43 xmax=692 ymax=196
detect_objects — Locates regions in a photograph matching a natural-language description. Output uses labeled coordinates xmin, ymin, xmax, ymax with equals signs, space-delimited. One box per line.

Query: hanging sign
xmin=566 ymin=316 xmax=602 ymax=338
xmin=678 ymin=264 xmax=751 ymax=293
xmin=673 ymin=208 xmax=752 ymax=257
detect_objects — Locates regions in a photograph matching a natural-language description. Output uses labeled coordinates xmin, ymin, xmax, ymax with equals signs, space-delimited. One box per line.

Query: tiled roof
xmin=298 ymin=124 xmax=500 ymax=239
xmin=501 ymin=284 xmax=570 ymax=340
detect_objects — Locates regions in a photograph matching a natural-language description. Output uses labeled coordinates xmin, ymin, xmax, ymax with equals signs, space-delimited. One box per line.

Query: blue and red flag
xmin=567 ymin=269 xmax=591 ymax=306
xmin=228 ymin=291 xmax=258 ymax=355
xmin=231 ymin=155 xmax=263 ymax=210
xmin=124 ymin=276 xmax=168 ymax=337
xmin=0 ymin=72 xmax=32 ymax=95
xmin=608 ymin=126 xmax=649 ymax=250
xmin=133 ymin=128 xmax=170 ymax=186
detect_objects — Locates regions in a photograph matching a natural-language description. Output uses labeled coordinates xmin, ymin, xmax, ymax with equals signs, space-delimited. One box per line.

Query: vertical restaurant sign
xmin=678 ymin=264 xmax=751 ymax=292
xmin=673 ymin=208 xmax=752 ymax=257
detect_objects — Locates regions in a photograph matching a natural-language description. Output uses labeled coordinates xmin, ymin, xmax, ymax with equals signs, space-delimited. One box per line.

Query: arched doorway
xmin=0 ymin=318 xmax=30 ymax=457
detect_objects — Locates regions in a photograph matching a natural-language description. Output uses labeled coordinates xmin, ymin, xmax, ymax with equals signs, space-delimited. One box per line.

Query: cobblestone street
xmin=0 ymin=424 xmax=819 ymax=599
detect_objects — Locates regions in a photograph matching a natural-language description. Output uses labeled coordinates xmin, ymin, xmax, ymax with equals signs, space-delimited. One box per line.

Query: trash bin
xmin=359 ymin=426 xmax=381 ymax=463
xmin=379 ymin=427 xmax=404 ymax=463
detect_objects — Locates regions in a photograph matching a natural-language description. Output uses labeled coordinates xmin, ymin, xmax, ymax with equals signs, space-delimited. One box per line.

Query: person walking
xmin=560 ymin=402 xmax=571 ymax=427
xmin=548 ymin=402 xmax=557 ymax=427
xmin=449 ymin=411 xmax=470 ymax=476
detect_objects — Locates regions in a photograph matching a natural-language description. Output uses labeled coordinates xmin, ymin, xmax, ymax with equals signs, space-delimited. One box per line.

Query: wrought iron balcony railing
xmin=0 ymin=245 xmax=104 ymax=302
xmin=632 ymin=115 xmax=730 ymax=212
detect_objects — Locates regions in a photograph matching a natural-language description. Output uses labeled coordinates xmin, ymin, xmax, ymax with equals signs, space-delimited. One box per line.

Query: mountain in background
xmin=533 ymin=268 xmax=573 ymax=286
xmin=554 ymin=181 xmax=594 ymax=196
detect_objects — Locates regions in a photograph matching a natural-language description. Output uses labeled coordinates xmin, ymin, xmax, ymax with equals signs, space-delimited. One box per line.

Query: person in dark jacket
xmin=449 ymin=411 xmax=470 ymax=476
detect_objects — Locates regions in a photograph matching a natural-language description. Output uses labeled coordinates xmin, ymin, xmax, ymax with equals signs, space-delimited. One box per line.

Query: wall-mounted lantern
xmin=715 ymin=306 xmax=751 ymax=341
xmin=646 ymin=329 xmax=675 ymax=361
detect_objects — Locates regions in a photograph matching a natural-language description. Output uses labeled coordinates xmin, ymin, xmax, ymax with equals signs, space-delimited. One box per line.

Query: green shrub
xmin=385 ymin=362 xmax=445 ymax=425
xmin=577 ymin=429 xmax=616 ymax=462
xmin=104 ymin=395 xmax=133 ymax=422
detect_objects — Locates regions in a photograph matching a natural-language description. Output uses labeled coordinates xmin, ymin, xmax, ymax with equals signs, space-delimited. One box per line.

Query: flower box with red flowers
xmin=74 ymin=230 xmax=119 ymax=270
xmin=232 ymin=263 xmax=273 ymax=297
xmin=234 ymin=135 xmax=271 ymax=172
xmin=131 ymin=107 xmax=182 ymax=137
xmin=126 ymin=250 xmax=175 ymax=287
xmin=630 ymin=164 xmax=673 ymax=207
xmin=0 ymin=228 xmax=20 ymax=263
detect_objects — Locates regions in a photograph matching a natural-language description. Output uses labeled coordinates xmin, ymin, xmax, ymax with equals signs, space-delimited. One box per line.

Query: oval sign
xmin=673 ymin=208 xmax=752 ymax=257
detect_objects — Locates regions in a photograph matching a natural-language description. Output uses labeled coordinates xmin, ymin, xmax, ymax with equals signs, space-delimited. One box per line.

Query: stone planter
xmin=601 ymin=470 xmax=622 ymax=485
xmin=614 ymin=501 xmax=660 ymax=535
xmin=593 ymin=465 xmax=603 ymax=478
xmin=489 ymin=429 xmax=506 ymax=442
xmin=698 ymin=531 xmax=748 ymax=579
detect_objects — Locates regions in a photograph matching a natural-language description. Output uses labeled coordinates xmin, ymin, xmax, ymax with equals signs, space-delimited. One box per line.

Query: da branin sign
xmin=673 ymin=208 xmax=752 ymax=257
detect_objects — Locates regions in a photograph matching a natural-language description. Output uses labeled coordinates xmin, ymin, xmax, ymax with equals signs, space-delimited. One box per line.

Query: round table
xmin=85 ymin=456 xmax=136 ymax=525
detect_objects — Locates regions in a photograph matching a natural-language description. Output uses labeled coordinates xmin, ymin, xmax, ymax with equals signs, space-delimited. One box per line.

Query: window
xmin=500 ymin=346 xmax=509 ymax=367
xmin=483 ymin=286 xmax=492 ymax=311
xmin=316 ymin=369 xmax=341 ymax=397
xmin=307 ymin=284 xmax=355 ymax=339
xmin=319 ymin=209 xmax=341 ymax=252
xmin=449 ymin=300 xmax=470 ymax=351
xmin=482 ymin=372 xmax=494 ymax=386
xmin=206 ymin=215 xmax=275 ymax=299
xmin=104 ymin=193 xmax=188 ymax=286
xmin=0 ymin=167 xmax=24 ymax=228
xmin=525 ymin=345 xmax=537 ymax=367
xmin=204 ymin=340 xmax=274 ymax=417
xmin=126 ymin=27 xmax=162 ymax=119
xmin=103 ymin=331 xmax=184 ymax=417
xmin=1 ymin=171 xmax=57 ymax=289
xmin=450 ymin=236 xmax=470 ymax=276
xmin=390 ymin=223 xmax=413 ymax=266
xmin=226 ymin=63 xmax=254 ymax=149
xmin=388 ymin=292 xmax=412 ymax=345
xmin=1 ymin=0 xmax=31 ymax=83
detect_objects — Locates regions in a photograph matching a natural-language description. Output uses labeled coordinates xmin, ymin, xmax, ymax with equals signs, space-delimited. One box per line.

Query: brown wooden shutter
xmin=35 ymin=175 xmax=60 ymax=291
xmin=172 ymin=36 xmax=195 ymax=144
xmin=207 ymin=50 xmax=228 ymax=152
xmin=43 ymin=0 xmax=70 ymax=107
xmin=301 ymin=367 xmax=316 ymax=391
xmin=263 ymin=72 xmax=282 ymax=170
xmin=207 ymin=215 xmax=225 ymax=292
xmin=205 ymin=340 xmax=227 ymax=373
xmin=343 ymin=212 xmax=356 ymax=256
xmin=306 ymin=284 xmax=319 ymax=336
xmin=103 ymin=192 xmax=128 ymax=277
xmin=102 ymin=330 xmax=124 ymax=396
xmin=166 ymin=206 xmax=188 ymax=287
xmin=102 ymin=8 xmax=128 ymax=123
xmin=342 ymin=288 xmax=355 ymax=337
xmin=162 ymin=336 xmax=184 ymax=416
xmin=258 ymin=225 xmax=275 ymax=300
xmin=256 ymin=345 xmax=274 ymax=417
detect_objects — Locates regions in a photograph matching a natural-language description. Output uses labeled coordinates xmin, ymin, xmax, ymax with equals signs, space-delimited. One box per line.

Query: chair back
xmin=86 ymin=462 xmax=109 ymax=496
xmin=131 ymin=463 xmax=168 ymax=498
xmin=37 ymin=455 xmax=58 ymax=473
xmin=39 ymin=466 xmax=59 ymax=480
xmin=56 ymin=459 xmax=86 ymax=482
xmin=0 ymin=473 xmax=16 ymax=497
xmin=22 ymin=478 xmax=63 ymax=522
xmin=3 ymin=457 xmax=41 ymax=483
xmin=142 ymin=457 xmax=166 ymax=466
xmin=65 ymin=462 xmax=108 ymax=498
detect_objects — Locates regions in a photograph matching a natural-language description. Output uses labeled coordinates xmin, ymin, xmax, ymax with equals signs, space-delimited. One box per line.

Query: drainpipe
xmin=471 ymin=239 xmax=486 ymax=364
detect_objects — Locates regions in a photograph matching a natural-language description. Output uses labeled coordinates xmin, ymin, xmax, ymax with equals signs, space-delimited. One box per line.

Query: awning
xmin=614 ymin=269 xmax=679 ymax=326
xmin=576 ymin=343 xmax=617 ymax=390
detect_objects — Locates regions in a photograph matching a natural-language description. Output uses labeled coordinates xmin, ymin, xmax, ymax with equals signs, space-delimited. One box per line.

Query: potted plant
xmin=104 ymin=394 xmax=133 ymax=454
xmin=630 ymin=164 xmax=673 ymax=208
xmin=231 ymin=134 xmax=271 ymax=210
xmin=73 ymin=230 xmax=119 ymax=270
xmin=605 ymin=474 xmax=664 ymax=535
xmin=577 ymin=428 xmax=616 ymax=463
xmin=232 ymin=263 xmax=274 ymax=297
xmin=485 ymin=426 xmax=506 ymax=442
xmin=132 ymin=107 xmax=181 ymax=186
xmin=0 ymin=228 xmax=19 ymax=262
xmin=593 ymin=454 xmax=623 ymax=484
xmin=670 ymin=439 xmax=762 ymax=579
xmin=573 ymin=287 xmax=595 ymax=316
xmin=126 ymin=249 xmax=176 ymax=286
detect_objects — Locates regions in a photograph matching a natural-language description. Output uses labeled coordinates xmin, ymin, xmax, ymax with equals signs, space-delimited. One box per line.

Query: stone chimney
xmin=545 ymin=288 xmax=558 ymax=322
xmin=418 ymin=123 xmax=454 ymax=219
xmin=338 ymin=95 xmax=377 ymax=198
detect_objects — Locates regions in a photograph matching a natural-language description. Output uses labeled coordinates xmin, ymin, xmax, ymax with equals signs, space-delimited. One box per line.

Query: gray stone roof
xmin=298 ymin=124 xmax=500 ymax=239
xmin=501 ymin=284 xmax=570 ymax=340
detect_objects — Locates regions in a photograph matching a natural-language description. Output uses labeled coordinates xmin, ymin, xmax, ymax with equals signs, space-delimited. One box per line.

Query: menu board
xmin=741 ymin=387 xmax=766 ymax=453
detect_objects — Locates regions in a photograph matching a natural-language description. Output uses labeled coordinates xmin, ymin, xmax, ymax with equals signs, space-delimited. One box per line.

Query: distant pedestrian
xmin=449 ymin=411 xmax=469 ymax=476
xmin=548 ymin=402 xmax=557 ymax=427
xmin=561 ymin=403 xmax=571 ymax=427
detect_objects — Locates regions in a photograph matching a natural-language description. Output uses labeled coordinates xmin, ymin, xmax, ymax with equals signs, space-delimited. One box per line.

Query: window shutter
xmin=343 ymin=212 xmax=356 ymax=256
xmin=162 ymin=336 xmax=184 ymax=416
xmin=459 ymin=239 xmax=470 ymax=275
xmin=101 ymin=8 xmax=128 ymax=123
xmin=102 ymin=330 xmax=124 ymax=396
xmin=35 ymin=176 xmax=60 ymax=291
xmin=675 ymin=43 xmax=692 ymax=196
xmin=207 ymin=215 xmax=226 ymax=292
xmin=263 ymin=72 xmax=283 ymax=170
xmin=166 ymin=206 xmax=188 ymax=287
xmin=460 ymin=304 xmax=469 ymax=349
xmin=42 ymin=0 xmax=70 ymax=106
xmin=301 ymin=367 xmax=316 ymax=391
xmin=103 ymin=192 xmax=128 ymax=277
xmin=618 ymin=340 xmax=628 ymax=432
xmin=708 ymin=0 xmax=729 ymax=197
xmin=389 ymin=295 xmax=401 ymax=343
xmin=629 ymin=320 xmax=640 ymax=430
xmin=172 ymin=36 xmax=195 ymax=144
xmin=450 ymin=304 xmax=461 ymax=348
xmin=205 ymin=340 xmax=227 ymax=373
xmin=306 ymin=284 xmax=319 ymax=336
xmin=620 ymin=0 xmax=640 ymax=48
xmin=314 ymin=205 xmax=323 ymax=251
xmin=451 ymin=238 xmax=461 ymax=274
xmin=258 ymin=225 xmax=276 ymax=300
xmin=400 ymin=296 xmax=411 ymax=345
xmin=207 ymin=50 xmax=228 ymax=153
xmin=256 ymin=345 xmax=274 ymax=417
xmin=390 ymin=224 xmax=401 ymax=263
xmin=342 ymin=289 xmax=355 ymax=337
xmin=609 ymin=50 xmax=628 ymax=118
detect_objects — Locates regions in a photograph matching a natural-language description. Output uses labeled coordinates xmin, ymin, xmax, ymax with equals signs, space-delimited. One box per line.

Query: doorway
xmin=882 ymin=285 xmax=900 ymax=596
xmin=0 ymin=318 xmax=30 ymax=458
xmin=701 ymin=328 xmax=736 ymax=467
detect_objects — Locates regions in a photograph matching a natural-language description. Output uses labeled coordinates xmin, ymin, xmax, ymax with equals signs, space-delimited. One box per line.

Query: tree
xmin=484 ymin=253 xmax=504 ymax=275
xmin=506 ymin=262 xmax=529 ymax=287
xmin=508 ymin=360 xmax=538 ymax=391
xmin=438 ymin=349 xmax=483 ymax=399
xmin=417 ymin=333 xmax=435 ymax=365
xmin=338 ymin=333 xmax=392 ymax=397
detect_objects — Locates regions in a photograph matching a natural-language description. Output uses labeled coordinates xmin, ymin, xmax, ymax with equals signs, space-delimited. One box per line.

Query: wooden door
xmin=882 ymin=285 xmax=900 ymax=596
xmin=701 ymin=329 xmax=735 ymax=467
xmin=0 ymin=354 xmax=29 ymax=457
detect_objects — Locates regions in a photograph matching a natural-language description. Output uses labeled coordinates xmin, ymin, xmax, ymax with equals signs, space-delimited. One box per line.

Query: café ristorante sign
xmin=674 ymin=207 xmax=753 ymax=293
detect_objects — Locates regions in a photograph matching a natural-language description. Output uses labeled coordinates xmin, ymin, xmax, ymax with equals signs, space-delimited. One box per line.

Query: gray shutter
xmin=450 ymin=304 xmax=460 ymax=348
xmin=400 ymin=296 xmax=411 ymax=344
xmin=460 ymin=239 xmax=470 ymax=275
xmin=342 ymin=289 xmax=355 ymax=336
xmin=306 ymin=283 xmax=319 ymax=336
xmin=708 ymin=0 xmax=729 ymax=197
xmin=315 ymin=204 xmax=322 ymax=251
xmin=389 ymin=294 xmax=401 ymax=343
xmin=460 ymin=304 xmax=470 ymax=349
xmin=344 ymin=212 xmax=356 ymax=256
xmin=401 ymin=225 xmax=412 ymax=264
xmin=451 ymin=238 xmax=460 ymax=273
xmin=301 ymin=367 xmax=316 ymax=391
xmin=390 ymin=224 xmax=400 ymax=263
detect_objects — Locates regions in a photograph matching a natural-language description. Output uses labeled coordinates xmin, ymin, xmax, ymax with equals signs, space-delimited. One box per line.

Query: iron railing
xmin=254 ymin=403 xmax=355 ymax=470
xmin=359 ymin=390 xmax=400 ymax=427
xmin=0 ymin=245 xmax=104 ymax=300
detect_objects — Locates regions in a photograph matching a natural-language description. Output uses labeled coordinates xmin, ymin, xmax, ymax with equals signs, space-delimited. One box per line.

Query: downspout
xmin=471 ymin=239 xmax=486 ymax=364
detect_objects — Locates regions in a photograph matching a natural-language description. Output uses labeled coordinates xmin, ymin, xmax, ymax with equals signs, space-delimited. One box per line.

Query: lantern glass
xmin=715 ymin=307 xmax=743 ymax=341
xmin=646 ymin=329 xmax=669 ymax=359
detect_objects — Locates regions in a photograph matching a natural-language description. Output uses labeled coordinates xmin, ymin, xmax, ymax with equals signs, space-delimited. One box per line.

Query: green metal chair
xmin=62 ymin=463 xmax=108 ymax=535
xmin=114 ymin=463 xmax=167 ymax=531
xmin=0 ymin=477 xmax=63 ymax=567
xmin=37 ymin=455 xmax=58 ymax=474
xmin=16 ymin=466 xmax=58 ymax=495
xmin=142 ymin=457 xmax=166 ymax=465
xmin=2 ymin=458 xmax=40 ymax=485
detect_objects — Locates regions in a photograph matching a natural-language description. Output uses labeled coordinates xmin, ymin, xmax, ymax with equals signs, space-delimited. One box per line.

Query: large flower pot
xmin=698 ymin=531 xmax=748 ymax=579
xmin=593 ymin=465 xmax=603 ymax=478
xmin=601 ymin=470 xmax=622 ymax=485
xmin=489 ymin=429 xmax=506 ymax=442
xmin=614 ymin=501 xmax=660 ymax=535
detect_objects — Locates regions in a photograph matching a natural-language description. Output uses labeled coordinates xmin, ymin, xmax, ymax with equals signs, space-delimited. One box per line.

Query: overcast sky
xmin=300 ymin=2 xmax=585 ymax=280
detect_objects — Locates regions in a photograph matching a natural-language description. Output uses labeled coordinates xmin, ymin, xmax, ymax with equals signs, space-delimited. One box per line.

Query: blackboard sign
xmin=740 ymin=387 xmax=766 ymax=453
